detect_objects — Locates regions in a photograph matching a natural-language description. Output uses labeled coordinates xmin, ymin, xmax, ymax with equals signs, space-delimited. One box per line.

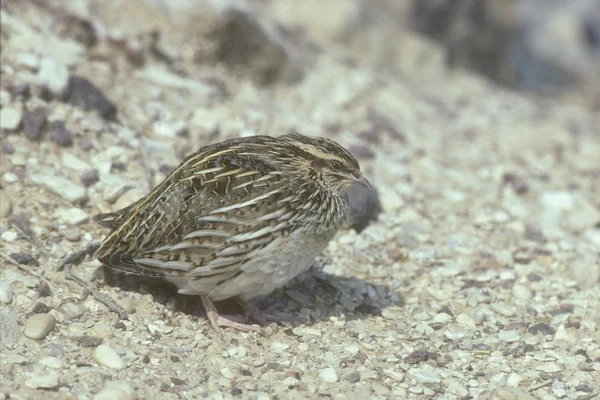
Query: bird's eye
xmin=330 ymin=161 xmax=342 ymax=171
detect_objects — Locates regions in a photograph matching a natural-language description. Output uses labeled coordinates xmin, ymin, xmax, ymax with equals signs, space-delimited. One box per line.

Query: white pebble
xmin=25 ymin=370 xmax=60 ymax=389
xmin=491 ymin=302 xmax=517 ymax=317
xmin=55 ymin=207 xmax=89 ymax=225
xmin=409 ymin=368 xmax=441 ymax=383
xmin=2 ymin=172 xmax=18 ymax=183
xmin=62 ymin=153 xmax=93 ymax=173
xmin=1 ymin=231 xmax=18 ymax=242
xmin=38 ymin=57 xmax=71 ymax=99
xmin=93 ymin=344 xmax=125 ymax=370
xmin=498 ymin=330 xmax=520 ymax=342
xmin=93 ymin=380 xmax=137 ymax=400
xmin=271 ymin=342 xmax=289 ymax=354
xmin=319 ymin=367 xmax=339 ymax=383
xmin=29 ymin=173 xmax=87 ymax=203
xmin=0 ymin=282 xmax=13 ymax=304
xmin=23 ymin=313 xmax=56 ymax=339
xmin=0 ymin=106 xmax=22 ymax=130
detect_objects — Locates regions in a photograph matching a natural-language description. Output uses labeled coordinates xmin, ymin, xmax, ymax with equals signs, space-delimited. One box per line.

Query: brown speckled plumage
xmin=93 ymin=132 xmax=370 ymax=336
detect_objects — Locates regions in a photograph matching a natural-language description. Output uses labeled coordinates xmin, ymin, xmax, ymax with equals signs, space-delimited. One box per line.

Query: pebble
xmin=24 ymin=370 xmax=60 ymax=389
xmin=0 ymin=307 xmax=20 ymax=347
xmin=55 ymin=207 xmax=89 ymax=225
xmin=498 ymin=330 xmax=520 ymax=342
xmin=38 ymin=57 xmax=71 ymax=99
xmin=491 ymin=302 xmax=517 ymax=317
xmin=67 ymin=76 xmax=116 ymax=119
xmin=3 ymin=172 xmax=18 ymax=183
xmin=29 ymin=173 xmax=87 ymax=203
xmin=271 ymin=342 xmax=290 ymax=354
xmin=93 ymin=380 xmax=138 ymax=400
xmin=58 ymin=301 xmax=84 ymax=319
xmin=0 ymin=106 xmax=23 ymax=130
xmin=23 ymin=313 xmax=56 ymax=339
xmin=152 ymin=119 xmax=188 ymax=138
xmin=93 ymin=344 xmax=125 ymax=370
xmin=319 ymin=367 xmax=339 ymax=383
xmin=408 ymin=368 xmax=441 ymax=383
xmin=344 ymin=368 xmax=360 ymax=383
xmin=22 ymin=107 xmax=47 ymax=140
xmin=0 ymin=282 xmax=13 ymax=304
xmin=62 ymin=152 xmax=93 ymax=173
xmin=80 ymin=169 xmax=100 ymax=187
xmin=1 ymin=231 xmax=18 ymax=242
xmin=48 ymin=120 xmax=73 ymax=147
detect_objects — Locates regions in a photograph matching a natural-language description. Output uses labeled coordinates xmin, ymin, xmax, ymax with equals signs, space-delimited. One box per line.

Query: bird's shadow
xmin=98 ymin=261 xmax=404 ymax=330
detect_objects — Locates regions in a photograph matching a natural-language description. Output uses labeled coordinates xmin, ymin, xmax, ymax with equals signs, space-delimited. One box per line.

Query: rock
xmin=347 ymin=184 xmax=382 ymax=233
xmin=319 ymin=367 xmax=339 ymax=383
xmin=528 ymin=322 xmax=556 ymax=336
xmin=0 ymin=282 xmax=13 ymax=304
xmin=49 ymin=120 xmax=74 ymax=147
xmin=3 ymin=172 xmax=18 ymax=183
xmin=1 ymin=231 xmax=18 ymax=242
xmin=0 ymin=307 xmax=20 ymax=347
xmin=93 ymin=344 xmax=125 ymax=370
xmin=0 ymin=106 xmax=23 ymax=131
xmin=498 ymin=330 xmax=520 ymax=342
xmin=66 ymin=76 xmax=116 ymax=120
xmin=495 ymin=388 xmax=537 ymax=400
xmin=93 ymin=380 xmax=138 ymax=400
xmin=55 ymin=207 xmax=89 ymax=225
xmin=23 ymin=313 xmax=56 ymax=339
xmin=570 ymin=255 xmax=599 ymax=290
xmin=152 ymin=119 xmax=188 ymax=138
xmin=29 ymin=173 xmax=87 ymax=203
xmin=60 ymin=302 xmax=86 ymax=319
xmin=38 ymin=57 xmax=71 ymax=99
xmin=24 ymin=370 xmax=60 ymax=389
xmin=0 ymin=189 xmax=12 ymax=218
xmin=22 ymin=107 xmax=47 ymax=140
xmin=408 ymin=368 xmax=441 ymax=384
xmin=344 ymin=368 xmax=360 ymax=383
xmin=62 ymin=152 xmax=93 ymax=173
xmin=9 ymin=252 xmax=38 ymax=267
xmin=80 ymin=169 xmax=100 ymax=187
xmin=211 ymin=8 xmax=303 ymax=85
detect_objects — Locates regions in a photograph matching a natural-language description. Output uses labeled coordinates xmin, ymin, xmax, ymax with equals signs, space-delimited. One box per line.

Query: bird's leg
xmin=60 ymin=240 xmax=128 ymax=319
xmin=236 ymin=297 xmax=309 ymax=326
xmin=200 ymin=296 xmax=276 ymax=338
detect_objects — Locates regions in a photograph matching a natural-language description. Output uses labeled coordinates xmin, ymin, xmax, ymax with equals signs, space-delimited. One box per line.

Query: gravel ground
xmin=1 ymin=1 xmax=599 ymax=399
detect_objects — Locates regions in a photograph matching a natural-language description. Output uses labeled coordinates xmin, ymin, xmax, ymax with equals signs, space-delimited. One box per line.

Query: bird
xmin=89 ymin=132 xmax=371 ymax=337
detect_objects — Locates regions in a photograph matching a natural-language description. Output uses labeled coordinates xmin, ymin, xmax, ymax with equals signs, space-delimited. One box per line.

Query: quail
xmin=66 ymin=132 xmax=371 ymax=336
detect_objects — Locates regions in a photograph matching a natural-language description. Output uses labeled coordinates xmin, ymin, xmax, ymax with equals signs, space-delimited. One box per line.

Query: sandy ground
xmin=1 ymin=1 xmax=599 ymax=399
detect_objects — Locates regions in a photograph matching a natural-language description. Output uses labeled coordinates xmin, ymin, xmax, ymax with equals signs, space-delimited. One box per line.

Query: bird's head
xmin=275 ymin=132 xmax=371 ymax=195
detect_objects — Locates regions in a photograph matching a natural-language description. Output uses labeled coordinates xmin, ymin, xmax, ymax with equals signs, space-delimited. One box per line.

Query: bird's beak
xmin=352 ymin=171 xmax=372 ymax=190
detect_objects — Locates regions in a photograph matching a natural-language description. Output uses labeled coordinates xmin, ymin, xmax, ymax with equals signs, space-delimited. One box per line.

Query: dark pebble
xmin=2 ymin=140 xmax=15 ymax=154
xmin=80 ymin=169 xmax=100 ymax=187
xmin=9 ymin=82 xmax=30 ymax=98
xmin=9 ymin=252 xmax=39 ymax=267
xmin=528 ymin=322 xmax=556 ymax=336
xmin=355 ymin=303 xmax=382 ymax=316
xmin=37 ymin=282 xmax=52 ymax=297
xmin=66 ymin=76 xmax=117 ymax=120
xmin=78 ymin=138 xmax=94 ymax=151
xmin=22 ymin=107 xmax=47 ymax=140
xmin=404 ymin=349 xmax=439 ymax=365
xmin=170 ymin=377 xmax=185 ymax=386
xmin=524 ymin=224 xmax=546 ymax=244
xmin=230 ymin=388 xmax=243 ymax=396
xmin=438 ymin=306 xmax=454 ymax=316
xmin=32 ymin=302 xmax=51 ymax=314
xmin=575 ymin=385 xmax=593 ymax=393
xmin=503 ymin=172 xmax=529 ymax=194
xmin=71 ymin=335 xmax=103 ymax=347
xmin=170 ymin=355 xmax=180 ymax=363
xmin=48 ymin=120 xmax=73 ymax=147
